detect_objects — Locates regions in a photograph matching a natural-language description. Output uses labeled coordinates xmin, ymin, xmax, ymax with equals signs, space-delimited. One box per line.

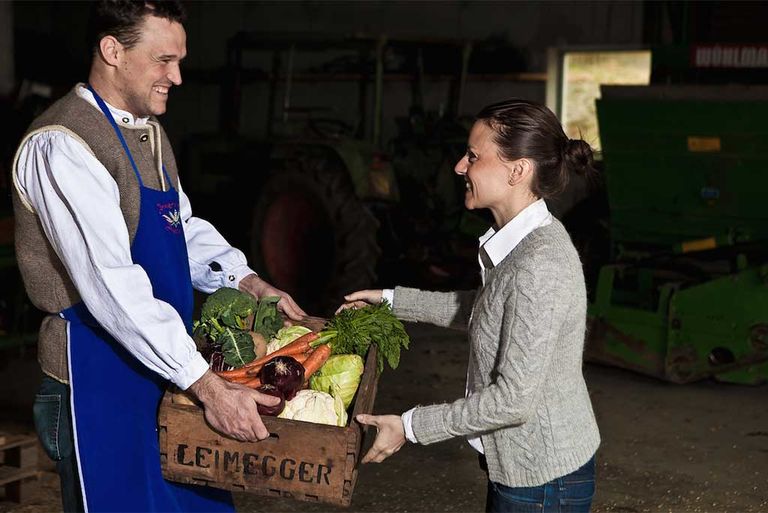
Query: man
xmin=12 ymin=1 xmax=305 ymax=511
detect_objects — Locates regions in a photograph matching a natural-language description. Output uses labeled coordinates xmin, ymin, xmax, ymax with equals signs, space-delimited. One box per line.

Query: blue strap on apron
xmin=61 ymin=85 xmax=233 ymax=512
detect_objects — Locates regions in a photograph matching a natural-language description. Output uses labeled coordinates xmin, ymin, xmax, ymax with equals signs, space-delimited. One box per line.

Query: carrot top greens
xmin=312 ymin=300 xmax=410 ymax=373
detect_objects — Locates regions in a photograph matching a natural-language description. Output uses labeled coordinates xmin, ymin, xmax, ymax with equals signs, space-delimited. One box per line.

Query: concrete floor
xmin=0 ymin=322 xmax=766 ymax=512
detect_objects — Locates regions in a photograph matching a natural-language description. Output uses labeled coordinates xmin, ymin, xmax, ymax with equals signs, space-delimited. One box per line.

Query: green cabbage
xmin=266 ymin=325 xmax=312 ymax=355
xmin=331 ymin=384 xmax=347 ymax=427
xmin=309 ymin=354 xmax=364 ymax=409
xmin=278 ymin=389 xmax=347 ymax=427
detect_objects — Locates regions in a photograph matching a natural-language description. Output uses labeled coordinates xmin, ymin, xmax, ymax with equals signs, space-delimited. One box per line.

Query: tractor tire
xmin=250 ymin=162 xmax=380 ymax=316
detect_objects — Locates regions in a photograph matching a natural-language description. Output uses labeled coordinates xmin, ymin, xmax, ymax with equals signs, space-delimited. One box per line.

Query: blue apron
xmin=62 ymin=86 xmax=234 ymax=512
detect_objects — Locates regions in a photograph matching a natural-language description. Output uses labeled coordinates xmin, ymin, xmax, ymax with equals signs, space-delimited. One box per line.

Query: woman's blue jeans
xmin=485 ymin=456 xmax=596 ymax=513
xmin=32 ymin=376 xmax=84 ymax=513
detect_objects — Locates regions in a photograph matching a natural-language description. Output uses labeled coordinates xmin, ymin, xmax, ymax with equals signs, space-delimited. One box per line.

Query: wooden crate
xmin=158 ymin=346 xmax=378 ymax=506
xmin=0 ymin=433 xmax=39 ymax=503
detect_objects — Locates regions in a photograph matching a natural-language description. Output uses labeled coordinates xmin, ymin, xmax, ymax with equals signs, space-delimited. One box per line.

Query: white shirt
xmin=13 ymin=84 xmax=255 ymax=389
xmin=392 ymin=199 xmax=553 ymax=451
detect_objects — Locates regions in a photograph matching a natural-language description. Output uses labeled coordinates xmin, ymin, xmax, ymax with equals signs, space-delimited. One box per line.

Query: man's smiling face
xmin=115 ymin=15 xmax=186 ymax=118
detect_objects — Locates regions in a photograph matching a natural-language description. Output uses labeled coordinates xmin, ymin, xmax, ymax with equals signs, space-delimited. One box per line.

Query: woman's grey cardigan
xmin=393 ymin=219 xmax=600 ymax=487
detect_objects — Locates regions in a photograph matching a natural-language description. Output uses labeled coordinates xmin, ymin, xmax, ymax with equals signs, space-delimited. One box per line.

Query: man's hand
xmin=355 ymin=414 xmax=406 ymax=463
xmin=187 ymin=370 xmax=281 ymax=442
xmin=335 ymin=289 xmax=383 ymax=314
xmin=239 ymin=273 xmax=306 ymax=321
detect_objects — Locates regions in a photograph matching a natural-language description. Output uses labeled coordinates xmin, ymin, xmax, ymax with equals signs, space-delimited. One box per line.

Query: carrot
xmin=293 ymin=351 xmax=311 ymax=365
xmin=245 ymin=351 xmax=311 ymax=376
xmin=217 ymin=349 xmax=315 ymax=380
xmin=243 ymin=332 xmax=320 ymax=369
xmin=242 ymin=376 xmax=262 ymax=389
xmin=301 ymin=343 xmax=332 ymax=383
xmin=216 ymin=367 xmax=251 ymax=380
xmin=223 ymin=374 xmax=253 ymax=385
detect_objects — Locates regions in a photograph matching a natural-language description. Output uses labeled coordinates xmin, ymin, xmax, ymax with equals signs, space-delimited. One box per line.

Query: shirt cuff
xmin=170 ymin=350 xmax=210 ymax=390
xmin=401 ymin=407 xmax=418 ymax=443
xmin=382 ymin=288 xmax=395 ymax=306
xmin=227 ymin=265 xmax=257 ymax=289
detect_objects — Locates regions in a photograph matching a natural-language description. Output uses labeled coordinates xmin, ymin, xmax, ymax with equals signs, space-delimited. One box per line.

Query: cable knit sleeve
xmin=392 ymin=286 xmax=476 ymax=330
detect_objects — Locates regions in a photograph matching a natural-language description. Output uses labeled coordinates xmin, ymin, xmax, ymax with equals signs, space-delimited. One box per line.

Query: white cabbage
xmin=266 ymin=325 xmax=312 ymax=355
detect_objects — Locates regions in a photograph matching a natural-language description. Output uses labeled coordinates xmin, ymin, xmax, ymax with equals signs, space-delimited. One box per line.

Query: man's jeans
xmin=32 ymin=376 xmax=84 ymax=513
xmin=485 ymin=456 xmax=596 ymax=513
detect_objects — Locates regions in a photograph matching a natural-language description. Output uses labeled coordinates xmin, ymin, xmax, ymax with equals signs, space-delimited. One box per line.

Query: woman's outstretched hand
xmin=355 ymin=413 xmax=406 ymax=463
xmin=335 ymin=289 xmax=383 ymax=314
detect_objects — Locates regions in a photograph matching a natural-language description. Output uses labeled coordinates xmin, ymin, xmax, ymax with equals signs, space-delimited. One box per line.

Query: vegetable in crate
xmin=219 ymin=328 xmax=257 ymax=368
xmin=311 ymin=300 xmax=410 ymax=373
xmin=252 ymin=296 xmax=283 ymax=340
xmin=199 ymin=342 xmax=228 ymax=372
xmin=255 ymin=384 xmax=285 ymax=416
xmin=259 ymin=356 xmax=305 ymax=400
xmin=301 ymin=343 xmax=332 ymax=382
xmin=214 ymin=331 xmax=319 ymax=382
xmin=266 ymin=325 xmax=312 ymax=355
xmin=309 ymin=354 xmax=364 ymax=409
xmin=192 ymin=288 xmax=257 ymax=341
xmin=193 ymin=288 xmax=283 ymax=369
xmin=278 ymin=388 xmax=347 ymax=427
xmin=250 ymin=332 xmax=268 ymax=359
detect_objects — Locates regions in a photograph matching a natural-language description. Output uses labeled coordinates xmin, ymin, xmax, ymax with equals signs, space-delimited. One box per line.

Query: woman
xmin=343 ymin=99 xmax=600 ymax=512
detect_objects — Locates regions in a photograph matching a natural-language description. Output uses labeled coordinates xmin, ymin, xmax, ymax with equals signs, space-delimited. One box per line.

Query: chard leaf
xmin=220 ymin=328 xmax=256 ymax=367
xmin=253 ymin=296 xmax=282 ymax=339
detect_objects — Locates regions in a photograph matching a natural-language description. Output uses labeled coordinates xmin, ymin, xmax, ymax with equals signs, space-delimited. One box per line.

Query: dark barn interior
xmin=0 ymin=1 xmax=766 ymax=511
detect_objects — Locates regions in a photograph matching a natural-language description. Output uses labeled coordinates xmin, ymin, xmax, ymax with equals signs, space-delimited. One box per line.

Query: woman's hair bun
xmin=563 ymin=138 xmax=595 ymax=177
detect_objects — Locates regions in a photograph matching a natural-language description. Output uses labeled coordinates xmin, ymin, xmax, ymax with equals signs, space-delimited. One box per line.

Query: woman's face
xmin=454 ymin=121 xmax=513 ymax=213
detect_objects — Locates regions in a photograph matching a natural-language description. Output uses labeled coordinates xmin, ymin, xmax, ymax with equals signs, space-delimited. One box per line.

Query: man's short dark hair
xmin=87 ymin=0 xmax=186 ymax=54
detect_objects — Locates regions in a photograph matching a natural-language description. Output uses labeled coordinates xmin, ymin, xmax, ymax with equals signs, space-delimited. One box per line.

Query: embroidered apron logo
xmin=157 ymin=201 xmax=182 ymax=234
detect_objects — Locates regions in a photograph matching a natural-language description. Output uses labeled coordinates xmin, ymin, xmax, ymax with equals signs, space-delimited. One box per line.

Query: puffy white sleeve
xmin=14 ymin=130 xmax=209 ymax=389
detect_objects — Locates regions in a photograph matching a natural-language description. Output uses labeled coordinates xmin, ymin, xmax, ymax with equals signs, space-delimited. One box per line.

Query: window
xmin=547 ymin=49 xmax=652 ymax=153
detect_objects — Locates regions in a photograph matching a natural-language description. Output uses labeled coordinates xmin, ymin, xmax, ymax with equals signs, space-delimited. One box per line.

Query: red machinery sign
xmin=691 ymin=44 xmax=768 ymax=68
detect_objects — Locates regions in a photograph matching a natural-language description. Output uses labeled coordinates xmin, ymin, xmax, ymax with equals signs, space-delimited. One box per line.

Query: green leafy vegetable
xmin=313 ymin=300 xmax=410 ymax=373
xmin=219 ymin=327 xmax=256 ymax=367
xmin=252 ymin=296 xmax=282 ymax=340
xmin=331 ymin=384 xmax=348 ymax=427
xmin=192 ymin=288 xmax=284 ymax=369
xmin=193 ymin=288 xmax=257 ymax=342
xmin=309 ymin=354 xmax=364 ymax=408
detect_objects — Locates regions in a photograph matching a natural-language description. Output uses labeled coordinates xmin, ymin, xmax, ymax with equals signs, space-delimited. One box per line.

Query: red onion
xmin=255 ymin=384 xmax=285 ymax=416
xmin=259 ymin=356 xmax=305 ymax=401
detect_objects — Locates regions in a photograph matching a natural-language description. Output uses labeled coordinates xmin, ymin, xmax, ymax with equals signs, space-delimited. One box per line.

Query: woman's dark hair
xmin=476 ymin=98 xmax=596 ymax=199
xmin=87 ymin=0 xmax=186 ymax=54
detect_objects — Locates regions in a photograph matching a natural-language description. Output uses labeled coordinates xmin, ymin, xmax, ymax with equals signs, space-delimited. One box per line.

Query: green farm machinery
xmin=587 ymin=85 xmax=768 ymax=385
